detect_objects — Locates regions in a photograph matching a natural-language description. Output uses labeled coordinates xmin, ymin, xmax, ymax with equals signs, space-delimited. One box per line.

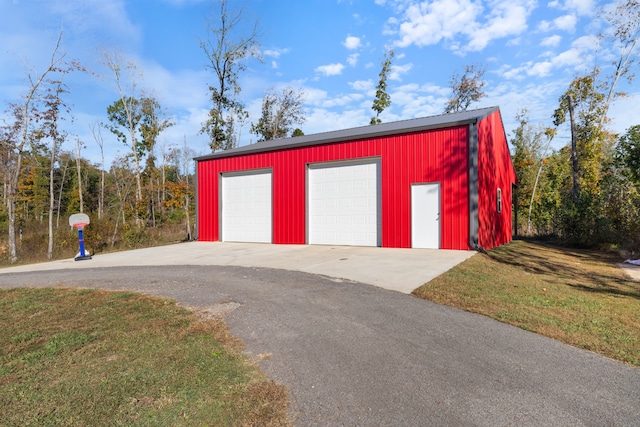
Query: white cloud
xmin=305 ymin=108 xmax=369 ymax=134
xmin=315 ymin=63 xmax=346 ymax=76
xmin=137 ymin=60 xmax=210 ymax=111
xmin=389 ymin=63 xmax=413 ymax=81
xmin=551 ymin=35 xmax=597 ymax=68
xmin=319 ymin=93 xmax=365 ymax=108
xmin=540 ymin=34 xmax=562 ymax=47
xmin=501 ymin=34 xmax=597 ymax=79
xmin=391 ymin=0 xmax=535 ymax=53
xmin=264 ymin=48 xmax=290 ymax=58
xmin=553 ymin=14 xmax=577 ymax=32
xmin=302 ymin=87 xmax=330 ymax=105
xmin=343 ymin=35 xmax=362 ymax=49
xmin=497 ymin=63 xmax=530 ymax=80
xmin=528 ymin=60 xmax=554 ymax=77
xmin=507 ymin=37 xmax=522 ymax=47
xmin=466 ymin=1 xmax=533 ymax=52
xmin=390 ymin=82 xmax=450 ymax=118
xmin=549 ymin=0 xmax=596 ymax=16
xmin=347 ymin=53 xmax=360 ymax=66
xmin=571 ymin=34 xmax=598 ymax=50
xmin=394 ymin=0 xmax=482 ymax=48
xmin=350 ymin=79 xmax=374 ymax=92
xmin=538 ymin=20 xmax=552 ymax=32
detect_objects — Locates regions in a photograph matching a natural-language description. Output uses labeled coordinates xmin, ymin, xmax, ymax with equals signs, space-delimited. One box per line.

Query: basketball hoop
xmin=69 ymin=213 xmax=90 ymax=229
xmin=68 ymin=213 xmax=92 ymax=261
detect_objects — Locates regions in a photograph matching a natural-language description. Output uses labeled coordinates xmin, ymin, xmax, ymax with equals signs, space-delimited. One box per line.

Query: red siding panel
xmin=197 ymin=126 xmax=471 ymax=249
xmin=477 ymin=111 xmax=517 ymax=250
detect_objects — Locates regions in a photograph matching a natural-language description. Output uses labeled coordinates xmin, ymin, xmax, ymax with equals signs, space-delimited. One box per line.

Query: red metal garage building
xmin=195 ymin=106 xmax=516 ymax=251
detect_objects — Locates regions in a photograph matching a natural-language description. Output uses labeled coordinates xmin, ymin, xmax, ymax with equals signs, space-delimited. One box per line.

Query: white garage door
xmin=308 ymin=161 xmax=380 ymax=246
xmin=221 ymin=171 xmax=272 ymax=243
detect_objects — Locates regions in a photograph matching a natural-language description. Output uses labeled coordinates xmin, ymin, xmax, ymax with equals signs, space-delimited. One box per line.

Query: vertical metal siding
xmin=197 ymin=126 xmax=471 ymax=249
xmin=477 ymin=111 xmax=517 ymax=250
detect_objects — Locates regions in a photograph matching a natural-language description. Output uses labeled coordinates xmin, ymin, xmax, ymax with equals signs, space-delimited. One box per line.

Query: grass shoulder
xmin=413 ymin=239 xmax=640 ymax=366
xmin=0 ymin=288 xmax=290 ymax=426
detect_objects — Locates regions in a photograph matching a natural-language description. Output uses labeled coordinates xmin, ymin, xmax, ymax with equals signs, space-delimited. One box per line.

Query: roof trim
xmin=195 ymin=106 xmax=500 ymax=161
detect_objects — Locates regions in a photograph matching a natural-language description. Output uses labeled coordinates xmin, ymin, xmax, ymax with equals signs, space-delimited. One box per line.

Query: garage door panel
xmin=222 ymin=172 xmax=272 ymax=243
xmin=308 ymin=161 xmax=380 ymax=247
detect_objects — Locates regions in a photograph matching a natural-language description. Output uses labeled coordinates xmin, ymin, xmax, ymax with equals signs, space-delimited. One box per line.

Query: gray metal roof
xmin=195 ymin=106 xmax=500 ymax=161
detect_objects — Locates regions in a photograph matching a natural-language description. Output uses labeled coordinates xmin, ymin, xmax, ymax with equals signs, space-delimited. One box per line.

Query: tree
xmin=105 ymin=95 xmax=143 ymax=208
xmin=41 ymin=76 xmax=72 ymax=259
xmin=370 ymin=48 xmax=394 ymax=125
xmin=165 ymin=137 xmax=196 ymax=240
xmin=509 ymin=110 xmax=550 ymax=234
xmin=73 ymin=137 xmax=85 ymax=214
xmin=553 ymin=71 xmax=607 ymax=201
xmin=140 ymin=97 xmax=174 ymax=155
xmin=3 ymin=31 xmax=66 ymax=263
xmin=444 ymin=64 xmax=486 ymax=113
xmin=103 ymin=52 xmax=145 ymax=216
xmin=200 ymin=0 xmax=261 ymax=151
xmin=139 ymin=96 xmax=174 ymax=225
xmin=90 ymin=121 xmax=106 ymax=220
xmin=250 ymin=86 xmax=305 ymax=141
xmin=108 ymin=155 xmax=136 ymax=247
xmin=106 ymin=93 xmax=172 ymax=224
xmin=617 ymin=124 xmax=640 ymax=184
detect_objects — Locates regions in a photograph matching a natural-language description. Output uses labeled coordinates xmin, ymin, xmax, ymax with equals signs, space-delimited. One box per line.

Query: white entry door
xmin=221 ymin=171 xmax=272 ymax=243
xmin=308 ymin=161 xmax=380 ymax=246
xmin=411 ymin=183 xmax=440 ymax=249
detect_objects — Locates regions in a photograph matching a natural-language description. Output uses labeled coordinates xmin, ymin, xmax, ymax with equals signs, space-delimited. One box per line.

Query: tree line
xmin=511 ymin=0 xmax=640 ymax=250
xmin=0 ymin=36 xmax=196 ymax=264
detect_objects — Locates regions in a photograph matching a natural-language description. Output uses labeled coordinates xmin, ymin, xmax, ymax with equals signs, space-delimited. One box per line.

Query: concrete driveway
xmin=0 ymin=241 xmax=476 ymax=294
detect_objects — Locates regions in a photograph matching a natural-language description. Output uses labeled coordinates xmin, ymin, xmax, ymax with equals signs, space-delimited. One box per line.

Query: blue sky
xmin=0 ymin=0 xmax=638 ymax=165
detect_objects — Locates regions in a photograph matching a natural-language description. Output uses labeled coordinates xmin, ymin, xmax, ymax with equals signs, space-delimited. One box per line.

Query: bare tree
xmin=74 ymin=137 xmax=85 ymax=213
xmin=90 ymin=121 xmax=106 ymax=220
xmin=200 ymin=0 xmax=261 ymax=151
xmin=55 ymin=156 xmax=69 ymax=228
xmin=181 ymin=136 xmax=195 ymax=240
xmin=444 ymin=64 xmax=486 ymax=113
xmin=109 ymin=155 xmax=136 ymax=246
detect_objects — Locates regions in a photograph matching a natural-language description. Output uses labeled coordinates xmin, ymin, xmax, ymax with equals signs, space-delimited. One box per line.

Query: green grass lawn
xmin=0 ymin=288 xmax=290 ymax=427
xmin=413 ymin=239 xmax=640 ymax=366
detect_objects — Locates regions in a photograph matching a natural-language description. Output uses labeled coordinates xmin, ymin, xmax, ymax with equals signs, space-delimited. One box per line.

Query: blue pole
xmin=78 ymin=228 xmax=86 ymax=257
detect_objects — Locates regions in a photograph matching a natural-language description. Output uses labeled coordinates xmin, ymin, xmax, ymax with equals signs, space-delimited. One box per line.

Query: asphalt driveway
xmin=1 ymin=244 xmax=639 ymax=425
